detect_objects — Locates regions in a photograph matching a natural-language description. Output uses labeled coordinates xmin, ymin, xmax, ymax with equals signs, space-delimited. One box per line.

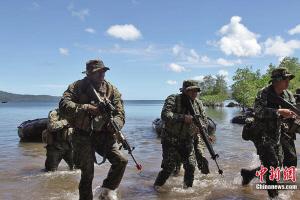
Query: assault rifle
xmin=267 ymin=92 xmax=300 ymax=116
xmin=89 ymin=82 xmax=142 ymax=171
xmin=267 ymin=92 xmax=300 ymax=138
xmin=187 ymin=99 xmax=223 ymax=175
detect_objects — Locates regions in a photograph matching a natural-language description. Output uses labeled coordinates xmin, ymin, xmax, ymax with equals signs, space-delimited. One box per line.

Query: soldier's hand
xmin=277 ymin=109 xmax=297 ymax=118
xmin=83 ymin=104 xmax=101 ymax=116
xmin=184 ymin=115 xmax=193 ymax=124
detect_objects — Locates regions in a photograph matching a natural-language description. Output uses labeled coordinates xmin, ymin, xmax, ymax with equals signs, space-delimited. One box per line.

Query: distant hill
xmin=0 ymin=91 xmax=60 ymax=102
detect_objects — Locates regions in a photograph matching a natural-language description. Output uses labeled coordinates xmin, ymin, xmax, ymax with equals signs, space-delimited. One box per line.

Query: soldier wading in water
xmin=154 ymin=80 xmax=209 ymax=190
xmin=240 ymin=67 xmax=299 ymax=198
xmin=59 ymin=59 xmax=127 ymax=200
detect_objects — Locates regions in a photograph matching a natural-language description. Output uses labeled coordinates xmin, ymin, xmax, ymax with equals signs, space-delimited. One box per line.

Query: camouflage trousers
xmin=282 ymin=136 xmax=297 ymax=167
xmin=73 ymin=130 xmax=128 ymax=200
xmin=45 ymin=142 xmax=74 ymax=171
xmin=174 ymin=135 xmax=209 ymax=174
xmin=154 ymin=138 xmax=196 ymax=187
xmin=241 ymin=136 xmax=296 ymax=187
xmin=257 ymin=140 xmax=283 ymax=197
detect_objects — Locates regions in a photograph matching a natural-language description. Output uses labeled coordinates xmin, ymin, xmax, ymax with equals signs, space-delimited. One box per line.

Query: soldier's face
xmin=88 ymin=70 xmax=105 ymax=84
xmin=186 ymin=89 xmax=199 ymax=100
xmin=274 ymin=79 xmax=290 ymax=91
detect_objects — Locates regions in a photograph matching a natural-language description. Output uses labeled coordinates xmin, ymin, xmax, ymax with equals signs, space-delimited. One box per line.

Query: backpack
xmin=242 ymin=117 xmax=258 ymax=141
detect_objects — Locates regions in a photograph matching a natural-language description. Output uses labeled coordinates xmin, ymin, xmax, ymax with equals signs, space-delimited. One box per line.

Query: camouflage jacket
xmin=254 ymin=84 xmax=295 ymax=143
xmin=161 ymin=93 xmax=208 ymax=142
xmin=59 ymin=77 xmax=125 ymax=132
xmin=47 ymin=109 xmax=72 ymax=142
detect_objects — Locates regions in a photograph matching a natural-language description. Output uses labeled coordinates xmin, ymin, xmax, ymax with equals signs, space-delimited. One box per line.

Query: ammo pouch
xmin=242 ymin=117 xmax=257 ymax=141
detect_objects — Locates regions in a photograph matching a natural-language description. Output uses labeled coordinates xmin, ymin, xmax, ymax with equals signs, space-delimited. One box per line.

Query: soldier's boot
xmin=240 ymin=167 xmax=259 ymax=185
xmin=154 ymin=170 xmax=171 ymax=192
xmin=183 ymin=167 xmax=194 ymax=188
xmin=98 ymin=187 xmax=118 ymax=200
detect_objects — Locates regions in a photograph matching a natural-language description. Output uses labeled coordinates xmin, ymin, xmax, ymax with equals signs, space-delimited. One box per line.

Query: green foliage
xmin=198 ymin=75 xmax=229 ymax=106
xmin=231 ymin=67 xmax=261 ymax=108
xmin=231 ymin=56 xmax=300 ymax=108
xmin=200 ymin=94 xmax=228 ymax=107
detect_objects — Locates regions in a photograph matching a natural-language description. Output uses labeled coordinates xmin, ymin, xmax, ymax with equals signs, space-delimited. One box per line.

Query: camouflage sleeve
xmin=47 ymin=110 xmax=69 ymax=132
xmin=254 ymin=89 xmax=279 ymax=119
xmin=111 ymin=86 xmax=125 ymax=129
xmin=288 ymin=90 xmax=296 ymax=105
xmin=198 ymin=100 xmax=208 ymax=126
xmin=59 ymin=81 xmax=88 ymax=118
xmin=161 ymin=94 xmax=185 ymax=122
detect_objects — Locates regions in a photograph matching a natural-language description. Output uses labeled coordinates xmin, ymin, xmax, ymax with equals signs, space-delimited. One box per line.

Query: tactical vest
xmin=67 ymin=78 xmax=115 ymax=131
xmin=253 ymin=86 xmax=295 ymax=143
xmin=164 ymin=94 xmax=206 ymax=141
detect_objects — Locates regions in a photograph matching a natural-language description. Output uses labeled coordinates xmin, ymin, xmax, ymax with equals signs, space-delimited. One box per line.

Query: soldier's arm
xmin=161 ymin=95 xmax=184 ymax=122
xmin=254 ymin=90 xmax=279 ymax=119
xmin=288 ymin=90 xmax=296 ymax=105
xmin=198 ymin=100 xmax=209 ymax=127
xmin=111 ymin=87 xmax=125 ymax=129
xmin=59 ymin=81 xmax=89 ymax=118
xmin=47 ymin=110 xmax=69 ymax=132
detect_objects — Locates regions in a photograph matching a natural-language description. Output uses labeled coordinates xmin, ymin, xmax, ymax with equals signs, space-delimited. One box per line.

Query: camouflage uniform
xmin=281 ymin=87 xmax=300 ymax=168
xmin=253 ymin=68 xmax=295 ymax=197
xmin=174 ymin=129 xmax=210 ymax=175
xmin=45 ymin=109 xmax=74 ymax=171
xmin=59 ymin=60 xmax=127 ymax=200
xmin=154 ymin=80 xmax=208 ymax=187
xmin=241 ymin=83 xmax=299 ymax=188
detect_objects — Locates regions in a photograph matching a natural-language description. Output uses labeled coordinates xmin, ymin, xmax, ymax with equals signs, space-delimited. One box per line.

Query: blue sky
xmin=1 ymin=0 xmax=300 ymax=99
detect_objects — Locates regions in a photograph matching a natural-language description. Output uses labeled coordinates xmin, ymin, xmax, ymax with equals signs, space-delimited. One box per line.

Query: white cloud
xmin=200 ymin=55 xmax=210 ymax=63
xmin=59 ymin=48 xmax=69 ymax=56
xmin=172 ymin=44 xmax=183 ymax=56
xmin=218 ymin=69 xmax=230 ymax=82
xmin=107 ymin=24 xmax=142 ymax=41
xmin=217 ymin=58 xmax=233 ymax=66
xmin=264 ymin=36 xmax=300 ymax=58
xmin=85 ymin=28 xmax=96 ymax=34
xmin=168 ymin=63 xmax=186 ymax=73
xmin=186 ymin=49 xmax=200 ymax=63
xmin=288 ymin=25 xmax=300 ymax=35
xmin=218 ymin=16 xmax=261 ymax=57
xmin=218 ymin=69 xmax=229 ymax=77
xmin=67 ymin=4 xmax=89 ymax=21
xmin=171 ymin=43 xmax=242 ymax=68
xmin=171 ymin=44 xmax=211 ymax=65
xmin=191 ymin=75 xmax=204 ymax=82
xmin=166 ymin=80 xmax=177 ymax=85
xmin=74 ymin=43 xmax=167 ymax=58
